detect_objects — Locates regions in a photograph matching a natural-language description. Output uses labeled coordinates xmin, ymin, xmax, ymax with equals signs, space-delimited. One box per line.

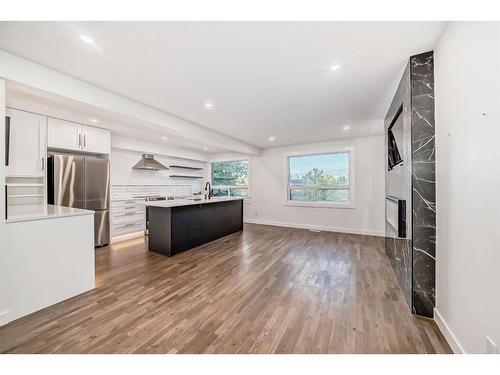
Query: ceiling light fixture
xmin=269 ymin=136 xmax=276 ymax=142
xmin=90 ymin=118 xmax=99 ymax=123
xmin=342 ymin=125 xmax=350 ymax=131
xmin=79 ymin=35 xmax=95 ymax=44
xmin=203 ymin=146 xmax=208 ymax=151
xmin=204 ymin=102 xmax=214 ymax=109
xmin=162 ymin=136 xmax=168 ymax=141
xmin=330 ymin=64 xmax=341 ymax=71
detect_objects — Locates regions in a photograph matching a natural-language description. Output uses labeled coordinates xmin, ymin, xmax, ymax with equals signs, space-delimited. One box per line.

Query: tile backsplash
xmin=111 ymin=184 xmax=193 ymax=201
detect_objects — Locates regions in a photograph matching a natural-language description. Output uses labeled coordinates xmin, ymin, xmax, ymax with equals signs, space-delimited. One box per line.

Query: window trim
xmin=284 ymin=148 xmax=355 ymax=209
xmin=210 ymin=158 xmax=251 ymax=201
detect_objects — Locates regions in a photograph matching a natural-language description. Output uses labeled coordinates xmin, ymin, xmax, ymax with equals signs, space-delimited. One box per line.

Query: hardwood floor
xmin=0 ymin=224 xmax=452 ymax=354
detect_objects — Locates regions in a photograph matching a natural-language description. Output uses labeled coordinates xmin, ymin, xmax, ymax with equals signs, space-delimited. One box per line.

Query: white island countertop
xmin=139 ymin=196 xmax=244 ymax=208
xmin=6 ymin=204 xmax=94 ymax=224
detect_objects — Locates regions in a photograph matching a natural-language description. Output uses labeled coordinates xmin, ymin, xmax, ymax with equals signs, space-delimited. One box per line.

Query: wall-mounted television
xmin=388 ymin=104 xmax=403 ymax=170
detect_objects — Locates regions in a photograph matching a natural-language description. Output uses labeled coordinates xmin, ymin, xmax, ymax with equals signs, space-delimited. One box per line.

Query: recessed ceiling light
xmin=330 ymin=64 xmax=341 ymax=71
xmin=79 ymin=35 xmax=95 ymax=44
xmin=90 ymin=118 xmax=99 ymax=123
xmin=269 ymin=136 xmax=276 ymax=142
xmin=342 ymin=125 xmax=350 ymax=131
xmin=203 ymin=146 xmax=208 ymax=151
xmin=162 ymin=136 xmax=168 ymax=141
xmin=204 ymin=102 xmax=214 ymax=109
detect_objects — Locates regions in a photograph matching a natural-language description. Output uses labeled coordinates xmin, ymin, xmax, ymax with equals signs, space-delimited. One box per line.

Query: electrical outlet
xmin=486 ymin=336 xmax=498 ymax=354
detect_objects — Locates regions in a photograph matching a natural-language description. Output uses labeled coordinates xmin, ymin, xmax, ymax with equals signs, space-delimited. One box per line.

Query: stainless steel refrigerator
xmin=48 ymin=154 xmax=110 ymax=247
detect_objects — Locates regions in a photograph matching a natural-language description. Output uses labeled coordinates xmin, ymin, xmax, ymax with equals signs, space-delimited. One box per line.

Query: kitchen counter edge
xmin=6 ymin=205 xmax=95 ymax=224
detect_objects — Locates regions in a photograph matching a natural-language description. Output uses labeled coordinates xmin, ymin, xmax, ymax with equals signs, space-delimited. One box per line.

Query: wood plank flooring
xmin=0 ymin=224 xmax=452 ymax=354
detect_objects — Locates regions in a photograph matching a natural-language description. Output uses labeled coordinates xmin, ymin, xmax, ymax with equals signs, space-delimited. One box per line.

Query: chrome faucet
xmin=204 ymin=181 xmax=212 ymax=199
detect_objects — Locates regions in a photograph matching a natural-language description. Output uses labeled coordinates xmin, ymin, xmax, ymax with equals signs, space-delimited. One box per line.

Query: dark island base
xmin=148 ymin=199 xmax=243 ymax=256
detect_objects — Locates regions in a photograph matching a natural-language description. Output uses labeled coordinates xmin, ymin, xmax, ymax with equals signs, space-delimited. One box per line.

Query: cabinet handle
xmin=41 ymin=157 xmax=44 ymax=171
xmin=116 ymin=223 xmax=137 ymax=229
xmin=78 ymin=133 xmax=81 ymax=147
xmin=84 ymin=134 xmax=86 ymax=148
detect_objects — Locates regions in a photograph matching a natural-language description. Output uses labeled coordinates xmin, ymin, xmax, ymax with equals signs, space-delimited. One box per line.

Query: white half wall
xmin=2 ymin=214 xmax=95 ymax=326
xmin=209 ymin=135 xmax=385 ymax=236
xmin=434 ymin=22 xmax=500 ymax=354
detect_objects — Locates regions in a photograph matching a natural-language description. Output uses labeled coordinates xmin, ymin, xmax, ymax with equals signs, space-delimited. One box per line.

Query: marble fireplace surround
xmin=384 ymin=51 xmax=436 ymax=318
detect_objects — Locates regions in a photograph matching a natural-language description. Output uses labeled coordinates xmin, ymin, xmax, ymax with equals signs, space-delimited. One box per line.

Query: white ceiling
xmin=5 ymin=84 xmax=226 ymax=155
xmin=0 ymin=21 xmax=447 ymax=149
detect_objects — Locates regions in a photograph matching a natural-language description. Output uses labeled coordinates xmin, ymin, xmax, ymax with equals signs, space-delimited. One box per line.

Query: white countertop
xmin=6 ymin=204 xmax=94 ymax=223
xmin=110 ymin=195 xmax=193 ymax=202
xmin=139 ymin=196 xmax=244 ymax=208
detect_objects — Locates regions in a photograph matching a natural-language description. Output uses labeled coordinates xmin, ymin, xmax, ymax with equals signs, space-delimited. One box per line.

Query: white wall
xmin=434 ymin=22 xmax=500 ymax=354
xmin=112 ymin=134 xmax=208 ymax=163
xmin=111 ymin=138 xmax=208 ymax=194
xmin=0 ymin=79 xmax=7 ymax=324
xmin=210 ymin=135 xmax=385 ymax=236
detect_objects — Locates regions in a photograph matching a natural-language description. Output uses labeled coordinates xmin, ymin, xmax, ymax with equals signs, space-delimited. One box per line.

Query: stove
xmin=145 ymin=196 xmax=166 ymax=202
xmin=139 ymin=196 xmax=175 ymax=201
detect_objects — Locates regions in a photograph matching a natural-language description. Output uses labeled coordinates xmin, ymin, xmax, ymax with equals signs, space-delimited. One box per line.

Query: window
xmin=287 ymin=151 xmax=352 ymax=206
xmin=211 ymin=160 xmax=249 ymax=198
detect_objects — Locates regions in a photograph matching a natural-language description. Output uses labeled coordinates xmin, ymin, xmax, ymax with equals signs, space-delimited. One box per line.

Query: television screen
xmin=388 ymin=105 xmax=403 ymax=170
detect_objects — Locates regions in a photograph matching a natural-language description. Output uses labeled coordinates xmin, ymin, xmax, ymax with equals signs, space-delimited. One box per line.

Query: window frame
xmin=284 ymin=148 xmax=355 ymax=209
xmin=210 ymin=158 xmax=251 ymax=201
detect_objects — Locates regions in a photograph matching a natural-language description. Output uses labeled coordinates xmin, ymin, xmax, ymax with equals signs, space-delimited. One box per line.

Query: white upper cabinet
xmin=6 ymin=108 xmax=47 ymax=177
xmin=47 ymin=117 xmax=81 ymax=151
xmin=47 ymin=118 xmax=111 ymax=154
xmin=81 ymin=125 xmax=111 ymax=154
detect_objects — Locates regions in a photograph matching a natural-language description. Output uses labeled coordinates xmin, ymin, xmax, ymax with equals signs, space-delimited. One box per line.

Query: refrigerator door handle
xmin=5 ymin=116 xmax=10 ymax=166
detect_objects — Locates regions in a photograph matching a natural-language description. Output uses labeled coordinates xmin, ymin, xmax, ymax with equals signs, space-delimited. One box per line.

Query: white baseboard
xmin=111 ymin=231 xmax=145 ymax=244
xmin=0 ymin=310 xmax=11 ymax=327
xmin=243 ymin=218 xmax=385 ymax=237
xmin=434 ymin=308 xmax=465 ymax=354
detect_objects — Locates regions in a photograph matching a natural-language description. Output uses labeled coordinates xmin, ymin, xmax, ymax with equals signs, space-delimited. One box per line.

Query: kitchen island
xmin=141 ymin=197 xmax=243 ymax=256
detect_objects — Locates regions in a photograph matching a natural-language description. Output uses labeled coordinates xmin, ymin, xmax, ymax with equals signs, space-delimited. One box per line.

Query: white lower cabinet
xmin=110 ymin=200 xmax=146 ymax=238
xmin=6 ymin=108 xmax=47 ymax=177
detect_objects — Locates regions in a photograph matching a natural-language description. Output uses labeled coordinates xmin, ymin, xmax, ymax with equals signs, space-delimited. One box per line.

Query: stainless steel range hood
xmin=132 ymin=154 xmax=168 ymax=170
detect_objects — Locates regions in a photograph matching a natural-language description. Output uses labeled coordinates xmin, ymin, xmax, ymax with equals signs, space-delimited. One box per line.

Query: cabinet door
xmin=5 ymin=108 xmax=46 ymax=177
xmin=47 ymin=117 xmax=82 ymax=151
xmin=82 ymin=125 xmax=111 ymax=154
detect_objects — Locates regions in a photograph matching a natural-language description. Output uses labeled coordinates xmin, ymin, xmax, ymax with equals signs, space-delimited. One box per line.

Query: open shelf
xmin=169 ymin=165 xmax=204 ymax=171
xmin=169 ymin=175 xmax=204 ymax=179
xmin=5 ymin=174 xmax=44 ymax=178
xmin=6 ymin=183 xmax=44 ymax=187
xmin=7 ymin=194 xmax=44 ymax=198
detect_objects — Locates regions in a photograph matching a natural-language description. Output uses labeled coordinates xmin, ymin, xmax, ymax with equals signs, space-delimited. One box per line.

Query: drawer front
xmin=111 ymin=211 xmax=146 ymax=224
xmin=111 ymin=200 xmax=143 ymax=210
xmin=111 ymin=220 xmax=145 ymax=237
xmin=111 ymin=201 xmax=146 ymax=216
xmin=110 ymin=200 xmax=146 ymax=237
